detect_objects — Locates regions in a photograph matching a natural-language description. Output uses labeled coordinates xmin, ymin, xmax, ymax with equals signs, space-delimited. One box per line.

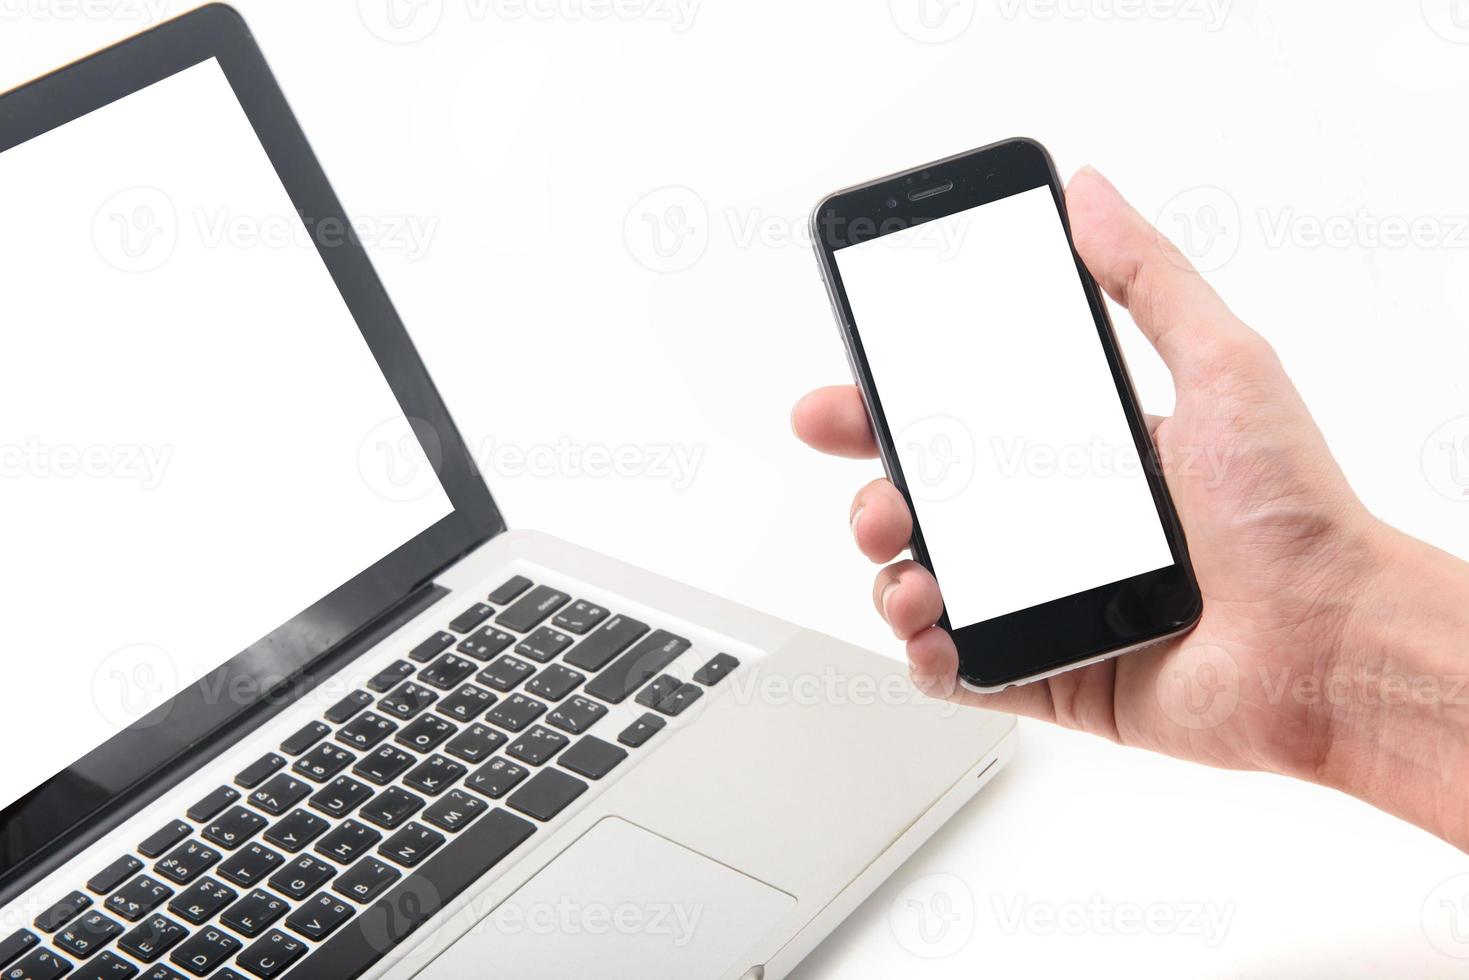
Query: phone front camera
xmin=885 ymin=197 xmax=898 ymax=209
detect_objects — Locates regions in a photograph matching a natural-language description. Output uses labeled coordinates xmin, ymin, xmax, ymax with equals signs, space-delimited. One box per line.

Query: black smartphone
xmin=810 ymin=137 xmax=1201 ymax=691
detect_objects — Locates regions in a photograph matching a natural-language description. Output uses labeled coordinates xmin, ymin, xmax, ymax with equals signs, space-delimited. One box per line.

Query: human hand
xmin=794 ymin=166 xmax=1469 ymax=848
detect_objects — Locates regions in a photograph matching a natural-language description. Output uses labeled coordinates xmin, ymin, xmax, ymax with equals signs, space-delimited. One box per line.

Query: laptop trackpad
xmin=418 ymin=816 xmax=796 ymax=979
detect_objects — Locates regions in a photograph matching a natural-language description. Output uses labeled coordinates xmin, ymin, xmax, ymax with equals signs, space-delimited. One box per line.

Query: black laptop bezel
xmin=0 ymin=4 xmax=504 ymax=892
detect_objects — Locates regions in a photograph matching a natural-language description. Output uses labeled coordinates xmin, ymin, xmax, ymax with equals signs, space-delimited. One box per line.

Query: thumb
xmin=1065 ymin=166 xmax=1265 ymax=392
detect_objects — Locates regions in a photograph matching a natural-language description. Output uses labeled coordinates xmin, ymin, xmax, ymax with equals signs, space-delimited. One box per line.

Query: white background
xmin=836 ymin=189 xmax=1173 ymax=626
xmin=5 ymin=2 xmax=1469 ymax=976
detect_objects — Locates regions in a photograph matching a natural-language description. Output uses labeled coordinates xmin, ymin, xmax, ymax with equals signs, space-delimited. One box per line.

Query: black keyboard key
xmin=395 ymin=714 xmax=458 ymax=753
xmin=7 ymin=949 xmax=71 ymax=980
xmin=435 ymin=683 xmax=496 ymax=723
xmin=233 ymin=754 xmax=285 ymax=790
xmin=524 ymin=663 xmax=585 ymax=702
xmin=657 ymin=683 xmax=704 ymax=716
xmin=507 ymin=768 xmax=587 ymax=821
xmin=377 ymin=823 xmax=445 ymax=868
xmin=558 ymin=735 xmax=628 ymax=780
xmin=443 ymin=722 xmax=506 ymax=764
xmin=278 ymin=722 xmax=329 ymax=757
xmin=617 ymin=712 xmax=666 ymax=747
xmin=546 ymin=695 xmax=607 ymax=735
xmin=217 ymin=844 xmax=284 ymax=888
xmin=167 ymin=878 xmax=236 ymax=925
xmin=456 ymin=627 xmax=515 ymax=661
xmin=447 ymin=603 xmax=494 ymax=634
xmin=334 ymin=712 xmax=397 ymax=751
xmin=168 ymin=926 xmax=239 ymax=976
xmin=261 ymin=810 xmax=328 ymax=854
xmin=418 ymin=654 xmax=477 ymax=691
xmin=286 ymin=809 xmax=534 ymax=979
xmin=284 ymin=893 xmax=353 ymax=942
xmin=137 ymin=821 xmax=192 ymax=860
xmin=402 ymin=754 xmax=467 ymax=796
xmin=0 ymin=929 xmax=39 ymax=969
xmin=267 ymin=855 xmax=336 ymax=901
xmin=55 ymin=910 xmax=123 ymax=959
xmin=365 ymin=660 xmax=415 ymax=694
xmin=291 ymin=743 xmax=355 ymax=784
xmin=584 ymin=630 xmax=691 ymax=704
xmin=35 ymin=890 xmax=92 ymax=932
xmin=552 ymin=599 xmax=608 ymax=635
xmin=513 ymin=626 xmax=573 ymax=664
xmin=635 ymin=673 xmax=682 ymax=708
xmin=693 ymin=652 xmax=739 ymax=686
xmin=105 ymin=876 xmax=173 ymax=922
xmin=505 ymin=725 xmax=569 ymax=767
xmin=487 ymin=575 xmax=533 ymax=605
xmin=314 ymin=820 xmax=382 ymax=865
xmin=154 ymin=840 xmax=220 ymax=887
xmin=352 ymin=745 xmax=415 ymax=785
xmin=465 ymin=758 xmax=529 ymax=800
xmin=236 ymin=929 xmax=306 ymax=978
xmin=185 ymin=786 xmax=240 ymax=823
xmin=495 ymin=586 xmax=569 ymax=633
xmin=359 ymin=786 xmax=425 ymax=829
xmin=323 ymin=690 xmax=373 ymax=725
xmin=88 ymin=855 xmax=144 ymax=895
xmin=476 ymin=655 xmax=536 ymax=692
xmin=246 ymin=775 xmax=311 ymax=816
xmin=332 ymin=858 xmax=400 ymax=903
xmin=377 ymin=681 xmax=438 ymax=721
xmin=71 ymin=949 xmax=135 ymax=979
xmin=562 ymin=615 xmax=648 ymax=672
xmin=218 ymin=890 xmax=287 ymax=938
xmin=201 ymin=807 xmax=268 ymax=851
xmin=117 ymin=914 xmax=187 ymax=963
xmin=486 ymin=693 xmax=547 ymax=733
xmin=421 ymin=789 xmax=485 ymax=833
xmin=309 ymin=776 xmax=375 ymax=819
xmin=408 ymin=631 xmax=457 ymax=663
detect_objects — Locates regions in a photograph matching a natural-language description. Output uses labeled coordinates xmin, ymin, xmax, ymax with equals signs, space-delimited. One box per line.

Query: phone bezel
xmin=811 ymin=137 xmax=1202 ymax=690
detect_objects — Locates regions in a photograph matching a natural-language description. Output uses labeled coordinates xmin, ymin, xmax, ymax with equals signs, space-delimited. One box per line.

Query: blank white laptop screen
xmin=0 ymin=59 xmax=454 ymax=811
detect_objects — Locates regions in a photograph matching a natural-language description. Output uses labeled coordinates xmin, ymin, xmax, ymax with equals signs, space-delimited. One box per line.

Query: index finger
xmin=792 ymin=385 xmax=878 ymax=459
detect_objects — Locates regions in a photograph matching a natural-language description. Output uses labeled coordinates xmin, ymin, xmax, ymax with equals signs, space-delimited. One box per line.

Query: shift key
xmin=583 ymin=631 xmax=690 ymax=704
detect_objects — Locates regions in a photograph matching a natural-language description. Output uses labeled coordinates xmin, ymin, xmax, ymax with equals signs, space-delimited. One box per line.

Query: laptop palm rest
xmin=418 ymin=816 xmax=795 ymax=979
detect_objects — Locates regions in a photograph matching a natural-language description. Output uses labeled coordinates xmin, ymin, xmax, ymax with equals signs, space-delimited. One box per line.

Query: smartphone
xmin=810 ymin=137 xmax=1201 ymax=691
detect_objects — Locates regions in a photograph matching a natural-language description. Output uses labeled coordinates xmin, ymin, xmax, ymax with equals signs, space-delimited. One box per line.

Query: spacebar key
xmin=583 ymin=630 xmax=691 ymax=704
xmin=283 ymin=808 xmax=535 ymax=979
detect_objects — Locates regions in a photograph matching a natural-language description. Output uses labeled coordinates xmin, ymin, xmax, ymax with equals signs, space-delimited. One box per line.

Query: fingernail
xmin=849 ymin=504 xmax=864 ymax=536
xmin=881 ymin=579 xmax=900 ymax=619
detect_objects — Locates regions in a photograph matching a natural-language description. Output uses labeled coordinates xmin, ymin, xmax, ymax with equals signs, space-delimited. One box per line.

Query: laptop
xmin=0 ymin=6 xmax=1015 ymax=979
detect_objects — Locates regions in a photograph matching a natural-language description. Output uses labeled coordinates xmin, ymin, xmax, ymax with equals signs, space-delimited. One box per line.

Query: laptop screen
xmin=0 ymin=58 xmax=455 ymax=813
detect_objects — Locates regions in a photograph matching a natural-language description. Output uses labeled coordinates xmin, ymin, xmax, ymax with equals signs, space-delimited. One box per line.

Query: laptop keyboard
xmin=0 ymin=576 xmax=739 ymax=980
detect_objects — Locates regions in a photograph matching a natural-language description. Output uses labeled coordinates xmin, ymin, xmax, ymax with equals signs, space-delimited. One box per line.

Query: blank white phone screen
xmin=833 ymin=186 xmax=1173 ymax=629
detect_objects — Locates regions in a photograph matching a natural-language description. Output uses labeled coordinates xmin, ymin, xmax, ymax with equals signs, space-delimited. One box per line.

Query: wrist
xmin=1314 ymin=519 xmax=1469 ymax=848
